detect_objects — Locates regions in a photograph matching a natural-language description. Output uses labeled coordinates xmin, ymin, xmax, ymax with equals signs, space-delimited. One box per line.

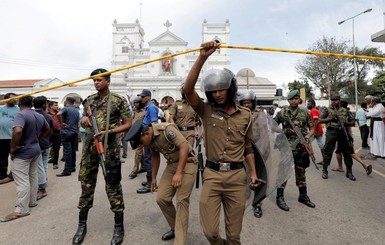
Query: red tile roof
xmin=0 ymin=80 xmax=42 ymax=88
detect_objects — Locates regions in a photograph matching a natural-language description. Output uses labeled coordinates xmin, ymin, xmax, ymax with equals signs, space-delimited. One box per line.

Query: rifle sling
xmin=103 ymin=93 xmax=112 ymax=157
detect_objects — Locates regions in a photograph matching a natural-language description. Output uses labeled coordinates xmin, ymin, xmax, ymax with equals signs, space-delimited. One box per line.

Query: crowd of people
xmin=1 ymin=41 xmax=385 ymax=245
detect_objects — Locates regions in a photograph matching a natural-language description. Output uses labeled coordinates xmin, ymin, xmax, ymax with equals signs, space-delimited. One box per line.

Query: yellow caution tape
xmin=1 ymin=45 xmax=384 ymax=103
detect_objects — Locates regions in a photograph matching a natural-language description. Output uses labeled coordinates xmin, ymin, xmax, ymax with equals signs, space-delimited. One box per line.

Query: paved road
xmin=1 ymin=127 xmax=385 ymax=245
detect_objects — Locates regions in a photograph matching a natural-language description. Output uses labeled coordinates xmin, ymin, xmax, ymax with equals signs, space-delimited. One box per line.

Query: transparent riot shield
xmin=245 ymin=110 xmax=294 ymax=210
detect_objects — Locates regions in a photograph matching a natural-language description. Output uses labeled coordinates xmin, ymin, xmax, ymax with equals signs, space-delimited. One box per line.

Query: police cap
xmin=125 ymin=119 xmax=144 ymax=149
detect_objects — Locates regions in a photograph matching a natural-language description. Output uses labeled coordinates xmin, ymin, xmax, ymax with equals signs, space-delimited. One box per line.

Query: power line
xmin=0 ymin=56 xmax=94 ymax=71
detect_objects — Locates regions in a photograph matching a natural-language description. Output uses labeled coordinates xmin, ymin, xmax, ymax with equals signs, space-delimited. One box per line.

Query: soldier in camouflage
xmin=317 ymin=95 xmax=356 ymax=181
xmin=72 ymin=68 xmax=132 ymax=245
xmin=274 ymin=90 xmax=316 ymax=211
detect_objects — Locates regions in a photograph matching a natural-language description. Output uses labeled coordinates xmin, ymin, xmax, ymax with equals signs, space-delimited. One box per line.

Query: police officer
xmin=73 ymin=68 xmax=132 ymax=245
xmin=169 ymin=86 xmax=199 ymax=148
xmin=318 ymin=95 xmax=356 ymax=181
xmin=126 ymin=120 xmax=197 ymax=244
xmin=184 ymin=41 xmax=260 ymax=245
xmin=128 ymin=96 xmax=146 ymax=179
xmin=274 ymin=90 xmax=316 ymax=211
xmin=238 ymin=90 xmax=264 ymax=218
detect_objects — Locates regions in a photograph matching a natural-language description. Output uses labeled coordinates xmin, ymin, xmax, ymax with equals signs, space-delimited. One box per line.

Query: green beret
xmin=90 ymin=68 xmax=110 ymax=79
xmin=287 ymin=90 xmax=300 ymax=100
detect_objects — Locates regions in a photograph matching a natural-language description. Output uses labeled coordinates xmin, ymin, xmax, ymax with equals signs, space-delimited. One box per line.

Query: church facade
xmin=110 ymin=19 xmax=232 ymax=105
xmin=1 ymin=19 xmax=280 ymax=107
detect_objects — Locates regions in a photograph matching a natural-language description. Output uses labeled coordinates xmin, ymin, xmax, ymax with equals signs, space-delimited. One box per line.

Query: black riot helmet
xmin=131 ymin=96 xmax=144 ymax=109
xmin=202 ymin=68 xmax=238 ymax=106
xmin=237 ymin=90 xmax=257 ymax=109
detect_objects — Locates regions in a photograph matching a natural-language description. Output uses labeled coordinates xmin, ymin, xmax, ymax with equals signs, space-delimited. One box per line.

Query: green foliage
xmin=371 ymin=70 xmax=385 ymax=98
xmin=287 ymin=80 xmax=314 ymax=99
xmin=296 ymin=36 xmax=385 ymax=99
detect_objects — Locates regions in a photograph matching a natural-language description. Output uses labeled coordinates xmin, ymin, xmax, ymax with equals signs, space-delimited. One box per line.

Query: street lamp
xmin=338 ymin=8 xmax=372 ymax=110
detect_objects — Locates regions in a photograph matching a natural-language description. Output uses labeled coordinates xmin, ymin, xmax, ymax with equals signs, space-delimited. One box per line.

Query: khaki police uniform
xmin=132 ymin=108 xmax=145 ymax=173
xmin=151 ymin=123 xmax=197 ymax=245
xmin=195 ymin=101 xmax=252 ymax=245
xmin=169 ymin=99 xmax=198 ymax=148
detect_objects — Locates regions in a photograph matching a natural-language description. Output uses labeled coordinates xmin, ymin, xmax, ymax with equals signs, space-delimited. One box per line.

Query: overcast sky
xmin=1 ymin=0 xmax=385 ymax=89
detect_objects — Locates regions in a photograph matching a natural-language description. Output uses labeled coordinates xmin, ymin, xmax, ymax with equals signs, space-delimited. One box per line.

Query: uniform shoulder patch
xmin=167 ymin=129 xmax=177 ymax=140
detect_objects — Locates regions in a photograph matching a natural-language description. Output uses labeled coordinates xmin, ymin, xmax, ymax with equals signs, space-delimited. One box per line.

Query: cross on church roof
xmin=164 ymin=20 xmax=172 ymax=31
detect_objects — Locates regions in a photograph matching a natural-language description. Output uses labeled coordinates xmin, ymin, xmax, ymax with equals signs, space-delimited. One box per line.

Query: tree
xmin=295 ymin=36 xmax=349 ymax=98
xmin=287 ymin=80 xmax=314 ymax=99
xmin=296 ymin=36 xmax=385 ymax=100
xmin=371 ymin=70 xmax=385 ymax=98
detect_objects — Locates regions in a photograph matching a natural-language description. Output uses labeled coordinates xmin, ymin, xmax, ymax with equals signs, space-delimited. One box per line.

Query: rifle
xmin=333 ymin=115 xmax=353 ymax=148
xmin=195 ymin=135 xmax=204 ymax=189
xmin=90 ymin=116 xmax=107 ymax=177
xmin=288 ymin=120 xmax=319 ymax=170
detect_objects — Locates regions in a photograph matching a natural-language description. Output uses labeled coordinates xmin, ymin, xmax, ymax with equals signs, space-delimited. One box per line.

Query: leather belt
xmin=178 ymin=126 xmax=195 ymax=131
xmin=206 ymin=160 xmax=244 ymax=171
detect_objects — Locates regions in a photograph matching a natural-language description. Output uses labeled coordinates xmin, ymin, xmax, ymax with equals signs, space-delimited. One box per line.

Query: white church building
xmin=0 ymin=19 xmax=281 ymax=106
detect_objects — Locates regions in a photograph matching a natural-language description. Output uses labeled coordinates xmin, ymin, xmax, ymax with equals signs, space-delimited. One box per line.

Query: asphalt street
xmin=1 ymin=127 xmax=385 ymax=245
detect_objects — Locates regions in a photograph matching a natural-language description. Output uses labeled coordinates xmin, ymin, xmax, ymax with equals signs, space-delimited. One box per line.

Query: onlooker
xmin=355 ymin=102 xmax=370 ymax=148
xmin=307 ymin=99 xmax=324 ymax=162
xmin=367 ymin=96 xmax=385 ymax=158
xmin=272 ymin=103 xmax=281 ymax=118
xmin=151 ymin=99 xmax=164 ymax=123
xmin=0 ymin=93 xmax=19 ymax=184
xmin=47 ymin=101 xmax=61 ymax=169
xmin=136 ymin=89 xmax=158 ymax=193
xmin=0 ymin=96 xmax=50 ymax=222
xmin=56 ymin=97 xmax=80 ymax=177
xmin=33 ymin=96 xmax=53 ymax=200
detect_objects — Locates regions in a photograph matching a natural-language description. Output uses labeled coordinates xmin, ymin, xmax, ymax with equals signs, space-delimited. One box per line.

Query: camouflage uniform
xmin=78 ymin=92 xmax=130 ymax=214
xmin=169 ymin=99 xmax=198 ymax=148
xmin=275 ymin=107 xmax=313 ymax=188
xmin=321 ymin=106 xmax=354 ymax=169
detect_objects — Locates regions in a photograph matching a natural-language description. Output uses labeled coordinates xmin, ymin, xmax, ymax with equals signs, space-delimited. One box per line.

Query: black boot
xmin=111 ymin=213 xmax=124 ymax=245
xmin=298 ymin=187 xmax=316 ymax=208
xmin=253 ymin=203 xmax=263 ymax=218
xmin=346 ymin=168 xmax=356 ymax=181
xmin=322 ymin=168 xmax=328 ymax=179
xmin=72 ymin=210 xmax=88 ymax=245
xmin=276 ymin=188 xmax=289 ymax=211
xmin=161 ymin=229 xmax=175 ymax=241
